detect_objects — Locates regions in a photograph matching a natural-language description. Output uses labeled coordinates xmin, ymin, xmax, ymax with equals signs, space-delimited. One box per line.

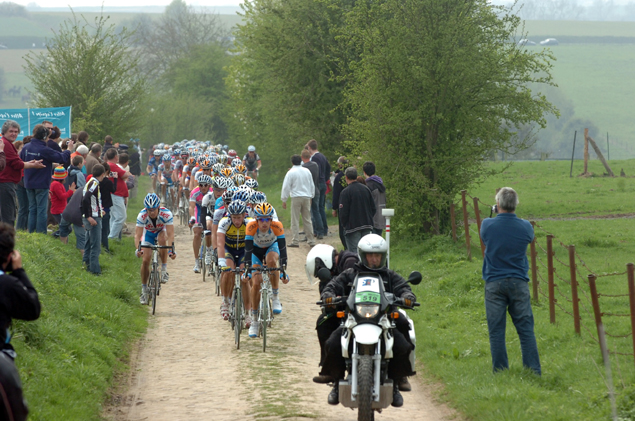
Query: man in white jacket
xmin=281 ymin=154 xmax=316 ymax=247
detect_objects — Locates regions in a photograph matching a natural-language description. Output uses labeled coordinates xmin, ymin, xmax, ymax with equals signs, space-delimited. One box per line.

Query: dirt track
xmin=106 ymin=224 xmax=455 ymax=421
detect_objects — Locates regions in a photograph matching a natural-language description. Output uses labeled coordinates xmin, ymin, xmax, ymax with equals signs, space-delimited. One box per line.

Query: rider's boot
xmin=398 ymin=377 xmax=411 ymax=392
xmin=327 ymin=383 xmax=339 ymax=405
xmin=391 ymin=382 xmax=404 ymax=407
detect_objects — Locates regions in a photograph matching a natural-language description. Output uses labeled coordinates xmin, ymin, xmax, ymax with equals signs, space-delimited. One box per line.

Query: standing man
xmin=105 ymin=148 xmax=130 ymax=241
xmin=85 ymin=143 xmax=102 ymax=175
xmin=301 ymin=149 xmax=319 ymax=242
xmin=363 ymin=161 xmax=386 ymax=236
xmin=82 ymin=164 xmax=106 ymax=275
xmin=480 ymin=187 xmax=541 ymax=376
xmin=331 ymin=156 xmax=348 ymax=249
xmin=338 ymin=167 xmax=375 ymax=254
xmin=281 ymin=154 xmax=315 ymax=247
xmin=0 ymin=120 xmax=45 ymax=226
xmin=128 ymin=144 xmax=142 ymax=199
xmin=307 ymin=139 xmax=330 ymax=239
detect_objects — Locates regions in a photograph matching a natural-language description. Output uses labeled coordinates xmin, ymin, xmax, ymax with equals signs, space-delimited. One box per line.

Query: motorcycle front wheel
xmin=357 ymin=354 xmax=374 ymax=421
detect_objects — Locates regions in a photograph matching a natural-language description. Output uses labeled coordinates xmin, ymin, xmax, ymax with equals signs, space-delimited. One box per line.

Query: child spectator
xmin=50 ymin=166 xmax=76 ymax=235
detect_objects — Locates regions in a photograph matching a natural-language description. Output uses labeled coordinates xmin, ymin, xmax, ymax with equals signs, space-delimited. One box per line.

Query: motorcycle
xmin=318 ymin=270 xmax=421 ymax=421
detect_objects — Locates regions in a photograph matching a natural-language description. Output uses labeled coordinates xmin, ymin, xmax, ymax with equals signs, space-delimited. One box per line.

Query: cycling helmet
xmin=144 ymin=193 xmax=161 ymax=209
xmin=157 ymin=143 xmax=165 ymax=149
xmin=212 ymin=163 xmax=225 ymax=175
xmin=180 ymin=150 xmax=189 ymax=159
xmin=245 ymin=178 xmax=259 ymax=190
xmin=250 ymin=191 xmax=266 ymax=205
xmin=199 ymin=157 xmax=213 ymax=170
xmin=358 ymin=234 xmax=388 ymax=269
xmin=175 ymin=159 xmax=184 ymax=169
xmin=215 ymin=176 xmax=234 ymax=189
xmin=218 ymin=154 xmax=228 ymax=165
xmin=227 ymin=200 xmax=247 ymax=215
xmin=173 ymin=148 xmax=181 ymax=156
xmin=187 ymin=157 xmax=197 ymax=168
xmin=231 ymin=158 xmax=242 ymax=168
xmin=162 ymin=154 xmax=171 ymax=162
xmin=164 ymin=144 xmax=170 ymax=150
xmin=198 ymin=174 xmax=213 ymax=186
xmin=235 ymin=164 xmax=247 ymax=175
xmin=153 ymin=149 xmax=163 ymax=157
xmin=232 ymin=173 xmax=245 ymax=186
xmin=220 ymin=167 xmax=233 ymax=178
xmin=248 ymin=145 xmax=256 ymax=152
xmin=253 ymin=203 xmax=274 ymax=218
xmin=228 ymin=149 xmax=237 ymax=158
xmin=232 ymin=189 xmax=251 ymax=203
xmin=305 ymin=244 xmax=336 ymax=285
xmin=222 ymin=189 xmax=235 ymax=203
xmin=222 ymin=144 xmax=229 ymax=151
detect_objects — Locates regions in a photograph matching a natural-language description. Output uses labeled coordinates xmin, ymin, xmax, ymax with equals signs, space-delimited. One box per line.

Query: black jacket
xmin=338 ymin=181 xmax=376 ymax=234
xmin=321 ymin=263 xmax=416 ymax=302
xmin=318 ymin=250 xmax=360 ymax=294
xmin=0 ymin=269 xmax=41 ymax=348
xmin=332 ymin=170 xmax=345 ymax=210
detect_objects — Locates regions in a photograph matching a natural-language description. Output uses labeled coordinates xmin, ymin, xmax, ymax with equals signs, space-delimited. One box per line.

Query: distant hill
xmin=24 ymin=5 xmax=242 ymax=14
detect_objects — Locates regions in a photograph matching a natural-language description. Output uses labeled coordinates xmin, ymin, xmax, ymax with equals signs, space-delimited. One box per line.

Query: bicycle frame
xmin=139 ymin=244 xmax=174 ymax=315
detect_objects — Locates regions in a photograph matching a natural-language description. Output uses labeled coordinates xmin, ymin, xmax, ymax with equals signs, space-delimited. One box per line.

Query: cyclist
xmin=189 ymin=174 xmax=213 ymax=273
xmin=201 ymin=176 xmax=231 ymax=265
xmin=135 ymin=193 xmax=176 ymax=305
xmin=245 ymin=203 xmax=288 ymax=338
xmin=243 ymin=146 xmax=261 ymax=180
xmin=147 ymin=149 xmax=163 ymax=193
xmin=217 ymin=200 xmax=253 ymax=324
xmin=158 ymin=154 xmax=176 ymax=208
xmin=189 ymin=157 xmax=214 ymax=191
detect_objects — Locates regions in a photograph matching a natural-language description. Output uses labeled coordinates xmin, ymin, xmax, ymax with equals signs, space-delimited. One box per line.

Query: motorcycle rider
xmin=305 ymin=244 xmax=359 ymax=384
xmin=320 ymin=233 xmax=416 ymax=408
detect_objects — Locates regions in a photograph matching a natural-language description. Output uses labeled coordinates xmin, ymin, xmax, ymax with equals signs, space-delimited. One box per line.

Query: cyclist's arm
xmin=189 ymin=201 xmax=196 ymax=220
xmin=166 ymin=224 xmax=175 ymax=248
xmin=217 ymin=231 xmax=226 ymax=252
xmin=244 ymin=238 xmax=254 ymax=264
xmin=256 ymin=160 xmax=262 ymax=170
xmin=212 ymin=222 xmax=219 ymax=249
xmin=134 ymin=226 xmax=144 ymax=249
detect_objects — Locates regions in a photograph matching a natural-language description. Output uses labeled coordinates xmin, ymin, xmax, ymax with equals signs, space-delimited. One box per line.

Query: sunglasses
xmin=199 ymin=183 xmax=211 ymax=188
xmin=257 ymin=218 xmax=272 ymax=222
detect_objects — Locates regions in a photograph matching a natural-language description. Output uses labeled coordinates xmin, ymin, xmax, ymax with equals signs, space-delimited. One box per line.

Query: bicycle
xmin=165 ymin=183 xmax=177 ymax=212
xmin=210 ymin=249 xmax=221 ymax=296
xmin=252 ymin=266 xmax=286 ymax=352
xmin=246 ymin=168 xmax=259 ymax=180
xmin=226 ymin=267 xmax=246 ymax=349
xmin=179 ymin=189 xmax=190 ymax=226
xmin=198 ymin=230 xmax=210 ymax=282
xmin=138 ymin=244 xmax=174 ymax=315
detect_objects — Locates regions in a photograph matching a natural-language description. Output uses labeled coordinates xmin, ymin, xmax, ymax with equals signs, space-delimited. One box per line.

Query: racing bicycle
xmin=138 ymin=244 xmax=174 ymax=315
xmin=227 ymin=267 xmax=246 ymax=349
xmin=252 ymin=266 xmax=286 ymax=352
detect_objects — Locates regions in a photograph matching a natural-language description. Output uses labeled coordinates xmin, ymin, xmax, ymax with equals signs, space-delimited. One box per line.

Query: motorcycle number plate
xmin=355 ymin=291 xmax=380 ymax=303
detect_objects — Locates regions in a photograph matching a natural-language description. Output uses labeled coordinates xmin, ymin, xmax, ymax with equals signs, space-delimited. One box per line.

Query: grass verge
xmin=12 ymin=221 xmax=147 ymax=419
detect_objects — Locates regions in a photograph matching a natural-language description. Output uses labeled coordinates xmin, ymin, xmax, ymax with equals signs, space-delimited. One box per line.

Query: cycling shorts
xmin=251 ymin=242 xmax=280 ymax=267
xmin=161 ymin=175 xmax=174 ymax=186
xmin=225 ymin=247 xmax=245 ymax=265
xmin=141 ymin=228 xmax=164 ymax=246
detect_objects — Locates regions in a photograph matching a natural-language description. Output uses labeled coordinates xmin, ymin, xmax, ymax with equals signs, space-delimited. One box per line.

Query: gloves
xmin=218 ymin=257 xmax=227 ymax=268
xmin=169 ymin=250 xmax=177 ymax=259
xmin=135 ymin=249 xmax=143 ymax=258
xmin=324 ymin=296 xmax=334 ymax=305
xmin=403 ymin=298 xmax=413 ymax=307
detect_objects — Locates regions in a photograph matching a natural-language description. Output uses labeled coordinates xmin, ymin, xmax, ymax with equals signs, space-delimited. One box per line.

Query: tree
xmin=133 ymin=0 xmax=230 ymax=80
xmin=0 ymin=2 xmax=29 ymax=18
xmin=342 ymin=0 xmax=557 ymax=234
xmin=24 ymin=13 xmax=147 ymax=142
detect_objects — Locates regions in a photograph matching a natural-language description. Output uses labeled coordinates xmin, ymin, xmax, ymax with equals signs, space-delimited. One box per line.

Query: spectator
xmin=20 ymin=125 xmax=74 ymax=234
xmin=59 ymin=187 xmax=86 ymax=253
xmin=356 ymin=176 xmax=366 ymax=185
xmin=363 ymin=161 xmax=386 ymax=236
xmin=0 ymin=135 xmax=4 ymax=172
xmin=0 ymin=121 xmax=44 ymax=227
xmin=72 ymin=144 xmax=90 ymax=175
xmin=0 ymin=222 xmax=41 ymax=421
xmin=101 ymin=135 xmax=115 ymax=160
xmin=281 ymin=154 xmax=315 ymax=247
xmin=99 ymin=163 xmax=115 ymax=253
xmin=49 ymin=166 xmax=76 ymax=234
xmin=338 ymin=167 xmax=376 ymax=253
xmin=70 ymin=132 xmax=78 ymax=144
xmin=42 ymin=121 xmax=61 ymax=153
xmin=105 ymin=148 xmax=130 ymax=240
xmin=85 ymin=143 xmax=102 ymax=175
xmin=128 ymin=144 xmax=141 ymax=199
xmin=480 ymin=187 xmax=541 ymax=376
xmin=77 ymin=131 xmax=89 ymax=146
xmin=331 ymin=156 xmax=348 ymax=249
xmin=14 ymin=138 xmax=29 ymax=231
xmin=66 ymin=155 xmax=86 ymax=191
xmin=306 ymin=139 xmax=330 ymax=239
xmin=82 ymin=164 xmax=106 ymax=275
xmin=301 ymin=149 xmax=319 ymax=239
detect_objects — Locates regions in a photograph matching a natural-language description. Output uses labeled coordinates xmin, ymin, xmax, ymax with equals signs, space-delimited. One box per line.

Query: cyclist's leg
xmin=157 ymin=229 xmax=170 ymax=282
xmin=249 ymin=249 xmax=265 ymax=337
xmin=140 ymin=230 xmax=157 ymax=303
xmin=266 ymin=249 xmax=282 ymax=314
xmin=238 ymin=254 xmax=250 ymax=312
xmin=221 ymin=253 xmax=236 ymax=319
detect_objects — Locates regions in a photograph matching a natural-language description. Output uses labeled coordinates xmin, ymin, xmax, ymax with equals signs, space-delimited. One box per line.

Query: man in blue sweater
xmin=19 ymin=124 xmax=74 ymax=234
xmin=480 ymin=187 xmax=541 ymax=376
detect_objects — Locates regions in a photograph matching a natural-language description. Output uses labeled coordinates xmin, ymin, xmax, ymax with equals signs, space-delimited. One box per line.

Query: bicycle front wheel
xmin=261 ymin=288 xmax=268 ymax=352
xmin=235 ymin=285 xmax=242 ymax=349
xmin=151 ymin=270 xmax=158 ymax=315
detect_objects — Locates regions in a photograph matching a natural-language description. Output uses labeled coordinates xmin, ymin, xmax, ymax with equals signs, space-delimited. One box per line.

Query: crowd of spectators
xmin=0 ymin=119 xmax=137 ymax=275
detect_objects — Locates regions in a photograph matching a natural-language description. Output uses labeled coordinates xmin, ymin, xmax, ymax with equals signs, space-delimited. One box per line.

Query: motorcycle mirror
xmin=317 ymin=267 xmax=332 ymax=284
xmin=408 ymin=271 xmax=422 ymax=285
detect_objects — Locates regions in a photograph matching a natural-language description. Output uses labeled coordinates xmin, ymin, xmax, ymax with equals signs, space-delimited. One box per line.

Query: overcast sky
xmin=14 ymin=0 xmax=242 ymax=7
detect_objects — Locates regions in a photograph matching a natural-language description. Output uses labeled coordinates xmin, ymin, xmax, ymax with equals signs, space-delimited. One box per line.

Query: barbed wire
xmin=605 ymin=331 xmax=633 ymax=339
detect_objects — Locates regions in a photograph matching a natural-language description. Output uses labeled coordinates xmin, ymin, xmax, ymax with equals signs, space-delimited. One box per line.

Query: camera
xmin=490 ymin=204 xmax=498 ymax=218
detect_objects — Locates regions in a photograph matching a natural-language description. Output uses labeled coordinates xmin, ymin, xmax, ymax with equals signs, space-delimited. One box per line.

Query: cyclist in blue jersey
xmin=135 ymin=193 xmax=176 ymax=305
xmin=158 ymin=154 xmax=175 ymax=207
xmin=147 ymin=149 xmax=163 ymax=194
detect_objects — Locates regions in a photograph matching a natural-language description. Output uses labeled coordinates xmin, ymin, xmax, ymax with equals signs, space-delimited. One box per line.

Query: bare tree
xmin=132 ymin=0 xmax=230 ymax=80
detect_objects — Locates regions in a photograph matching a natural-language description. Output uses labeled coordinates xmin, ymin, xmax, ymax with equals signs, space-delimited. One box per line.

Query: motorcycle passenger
xmin=305 ymin=244 xmax=359 ymax=384
xmin=320 ymin=233 xmax=416 ymax=407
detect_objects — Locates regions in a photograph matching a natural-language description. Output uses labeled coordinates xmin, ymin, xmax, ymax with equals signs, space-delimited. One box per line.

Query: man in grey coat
xmin=363 ymin=161 xmax=386 ymax=236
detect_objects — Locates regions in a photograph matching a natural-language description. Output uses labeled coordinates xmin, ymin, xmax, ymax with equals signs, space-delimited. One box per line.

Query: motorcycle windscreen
xmin=354 ymin=275 xmax=381 ymax=305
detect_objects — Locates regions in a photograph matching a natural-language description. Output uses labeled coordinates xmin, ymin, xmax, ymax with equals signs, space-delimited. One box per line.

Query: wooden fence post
xmin=583 ymin=128 xmax=589 ymax=175
xmin=588 ymin=274 xmax=603 ymax=340
xmin=569 ymin=245 xmax=581 ymax=335
xmin=530 ymin=222 xmax=539 ymax=303
xmin=627 ymin=263 xmax=635 ymax=368
xmin=461 ymin=190 xmax=471 ymax=261
xmin=450 ymin=203 xmax=457 ymax=242
xmin=547 ymin=235 xmax=556 ymax=324
xmin=472 ymin=197 xmax=485 ymax=258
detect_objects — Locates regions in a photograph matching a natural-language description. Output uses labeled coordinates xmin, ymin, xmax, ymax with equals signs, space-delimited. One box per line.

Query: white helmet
xmin=248 ymin=145 xmax=256 ymax=152
xmin=305 ymin=244 xmax=336 ymax=286
xmin=358 ymin=234 xmax=387 ymax=269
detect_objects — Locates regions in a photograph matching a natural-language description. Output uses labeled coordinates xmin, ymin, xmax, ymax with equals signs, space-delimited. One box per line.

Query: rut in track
xmin=106 ymin=224 xmax=456 ymax=421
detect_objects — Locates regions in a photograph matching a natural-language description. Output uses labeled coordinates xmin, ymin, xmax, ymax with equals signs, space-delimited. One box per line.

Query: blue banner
xmin=0 ymin=106 xmax=72 ymax=141
xmin=0 ymin=109 xmax=29 ymax=139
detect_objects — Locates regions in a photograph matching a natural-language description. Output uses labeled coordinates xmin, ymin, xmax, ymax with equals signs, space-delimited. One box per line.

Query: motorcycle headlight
xmin=356 ymin=304 xmax=380 ymax=319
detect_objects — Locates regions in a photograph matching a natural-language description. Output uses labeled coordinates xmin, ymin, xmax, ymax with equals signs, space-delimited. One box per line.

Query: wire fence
xmin=453 ymin=190 xmax=635 ymax=371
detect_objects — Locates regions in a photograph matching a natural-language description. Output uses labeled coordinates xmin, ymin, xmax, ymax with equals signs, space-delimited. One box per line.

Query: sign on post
xmin=382 ymin=208 xmax=394 ymax=269
xmin=0 ymin=106 xmax=72 ymax=140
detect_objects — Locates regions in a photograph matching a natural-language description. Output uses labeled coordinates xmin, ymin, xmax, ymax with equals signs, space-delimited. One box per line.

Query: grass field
xmin=523 ymin=20 xmax=635 ymax=38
